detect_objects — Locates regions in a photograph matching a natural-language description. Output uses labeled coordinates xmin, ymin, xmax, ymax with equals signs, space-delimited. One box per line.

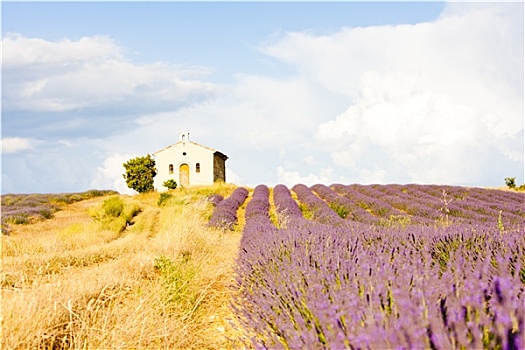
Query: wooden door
xmin=179 ymin=164 xmax=190 ymax=187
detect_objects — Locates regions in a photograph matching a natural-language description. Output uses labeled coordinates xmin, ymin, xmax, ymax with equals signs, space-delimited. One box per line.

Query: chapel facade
xmin=153 ymin=132 xmax=228 ymax=191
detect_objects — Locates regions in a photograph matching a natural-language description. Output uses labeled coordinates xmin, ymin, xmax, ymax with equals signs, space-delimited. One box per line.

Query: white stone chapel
xmin=153 ymin=132 xmax=228 ymax=191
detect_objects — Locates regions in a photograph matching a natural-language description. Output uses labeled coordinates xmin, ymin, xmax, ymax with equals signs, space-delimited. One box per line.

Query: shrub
xmin=4 ymin=215 xmax=29 ymax=225
xmin=91 ymin=196 xmax=141 ymax=233
xmin=101 ymin=196 xmax=124 ymax=218
xmin=38 ymin=207 xmax=54 ymax=219
xmin=122 ymin=202 xmax=141 ymax=224
xmin=163 ymin=179 xmax=178 ymax=190
xmin=158 ymin=192 xmax=173 ymax=206
xmin=505 ymin=177 xmax=516 ymax=189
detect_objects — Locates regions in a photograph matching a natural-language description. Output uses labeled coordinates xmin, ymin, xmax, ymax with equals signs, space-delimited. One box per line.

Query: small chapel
xmin=153 ymin=132 xmax=228 ymax=191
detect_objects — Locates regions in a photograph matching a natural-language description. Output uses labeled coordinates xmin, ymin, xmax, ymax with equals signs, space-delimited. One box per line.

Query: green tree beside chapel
xmin=123 ymin=154 xmax=157 ymax=193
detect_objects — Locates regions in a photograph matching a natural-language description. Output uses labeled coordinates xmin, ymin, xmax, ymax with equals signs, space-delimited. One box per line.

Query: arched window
xmin=169 ymin=164 xmax=174 ymax=174
xmin=196 ymin=163 xmax=200 ymax=173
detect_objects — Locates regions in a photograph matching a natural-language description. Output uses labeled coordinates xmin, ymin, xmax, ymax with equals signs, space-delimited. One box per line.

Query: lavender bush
xmin=245 ymin=185 xmax=270 ymax=220
xmin=333 ymin=184 xmax=525 ymax=228
xmin=292 ymin=184 xmax=344 ymax=225
xmin=273 ymin=184 xmax=303 ymax=222
xmin=205 ymin=194 xmax=224 ymax=207
xmin=208 ymin=187 xmax=248 ymax=230
xmin=314 ymin=184 xmax=381 ymax=224
xmin=233 ymin=184 xmax=525 ymax=349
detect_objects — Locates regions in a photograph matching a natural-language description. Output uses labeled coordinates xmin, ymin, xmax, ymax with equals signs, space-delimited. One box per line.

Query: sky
xmin=2 ymin=1 xmax=524 ymax=194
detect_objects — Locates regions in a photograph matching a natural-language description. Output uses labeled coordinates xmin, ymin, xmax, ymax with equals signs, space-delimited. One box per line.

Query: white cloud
xmin=2 ymin=33 xmax=221 ymax=139
xmin=91 ymin=153 xmax=137 ymax=194
xmin=314 ymin=68 xmax=520 ymax=185
xmin=300 ymin=156 xmax=316 ymax=165
xmin=223 ymin=74 xmax=329 ymax=149
xmin=265 ymin=2 xmax=523 ymax=186
xmin=277 ymin=166 xmax=336 ymax=187
xmin=356 ymin=169 xmax=388 ymax=185
xmin=3 ymin=34 xmax=124 ymax=68
xmin=1 ymin=137 xmax=35 ymax=154
xmin=226 ymin=168 xmax=241 ymax=185
xmin=262 ymin=3 xmax=523 ymax=134
xmin=3 ymin=34 xmax=219 ymax=109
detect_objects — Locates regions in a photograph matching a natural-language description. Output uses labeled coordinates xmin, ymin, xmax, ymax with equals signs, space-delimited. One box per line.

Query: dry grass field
xmin=1 ymin=183 xmax=247 ymax=349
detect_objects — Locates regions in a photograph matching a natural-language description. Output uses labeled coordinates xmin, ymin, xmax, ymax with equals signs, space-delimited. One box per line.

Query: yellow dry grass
xmin=1 ymin=183 xmax=249 ymax=349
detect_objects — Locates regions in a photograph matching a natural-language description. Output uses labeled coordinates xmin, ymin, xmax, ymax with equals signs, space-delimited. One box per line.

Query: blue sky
xmin=2 ymin=2 xmax=524 ymax=194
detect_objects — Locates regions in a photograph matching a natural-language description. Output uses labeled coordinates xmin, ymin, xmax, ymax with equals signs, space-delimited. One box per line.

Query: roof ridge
xmin=152 ymin=140 xmax=227 ymax=157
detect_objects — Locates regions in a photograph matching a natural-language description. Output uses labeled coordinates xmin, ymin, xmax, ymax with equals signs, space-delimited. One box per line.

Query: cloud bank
xmin=266 ymin=2 xmax=523 ymax=186
xmin=2 ymin=33 xmax=221 ymax=139
xmin=1 ymin=2 xmax=523 ymax=193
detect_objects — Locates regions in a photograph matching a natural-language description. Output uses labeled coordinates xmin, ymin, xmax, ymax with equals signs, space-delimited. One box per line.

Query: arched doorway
xmin=179 ymin=164 xmax=190 ymax=187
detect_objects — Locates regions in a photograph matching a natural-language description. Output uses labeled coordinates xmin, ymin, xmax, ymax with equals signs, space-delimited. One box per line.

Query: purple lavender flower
xmin=208 ymin=187 xmax=248 ymax=230
xmin=205 ymin=194 xmax=224 ymax=206
xmin=232 ymin=183 xmax=524 ymax=349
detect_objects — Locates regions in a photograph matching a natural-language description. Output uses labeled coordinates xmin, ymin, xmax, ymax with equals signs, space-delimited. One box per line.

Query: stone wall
xmin=213 ymin=152 xmax=227 ymax=182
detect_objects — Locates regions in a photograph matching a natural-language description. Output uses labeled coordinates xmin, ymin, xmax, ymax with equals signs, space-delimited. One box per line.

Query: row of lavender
xmin=207 ymin=184 xmax=524 ymax=230
xmin=210 ymin=184 xmax=524 ymax=349
xmin=323 ymin=184 xmax=525 ymax=228
xmin=207 ymin=187 xmax=248 ymax=230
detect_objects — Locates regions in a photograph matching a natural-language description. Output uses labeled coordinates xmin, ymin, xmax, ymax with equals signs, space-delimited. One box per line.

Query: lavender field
xmin=1 ymin=190 xmax=117 ymax=234
xmin=210 ymin=184 xmax=525 ymax=349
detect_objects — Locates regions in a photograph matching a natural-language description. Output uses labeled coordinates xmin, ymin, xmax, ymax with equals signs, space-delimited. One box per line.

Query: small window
xmin=196 ymin=163 xmax=200 ymax=173
xmin=169 ymin=164 xmax=174 ymax=174
xmin=183 ymin=152 xmax=187 ymax=156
